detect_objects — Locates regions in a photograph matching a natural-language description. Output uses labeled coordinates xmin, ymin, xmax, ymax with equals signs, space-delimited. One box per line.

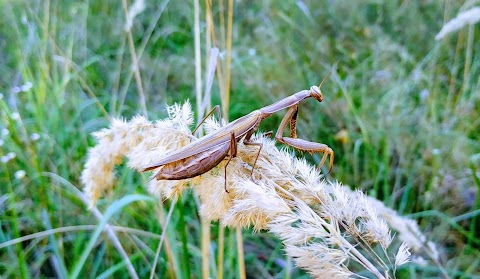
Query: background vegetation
xmin=1 ymin=0 xmax=479 ymax=278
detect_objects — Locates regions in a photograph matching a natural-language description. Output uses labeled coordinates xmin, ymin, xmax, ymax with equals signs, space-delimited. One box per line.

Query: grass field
xmin=1 ymin=0 xmax=479 ymax=278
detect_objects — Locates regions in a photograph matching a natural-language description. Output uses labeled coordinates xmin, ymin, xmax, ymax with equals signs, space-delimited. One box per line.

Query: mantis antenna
xmin=319 ymin=61 xmax=339 ymax=89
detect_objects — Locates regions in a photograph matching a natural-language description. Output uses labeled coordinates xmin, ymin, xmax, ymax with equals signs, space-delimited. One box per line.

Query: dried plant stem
xmin=204 ymin=2 xmax=229 ymax=277
xmin=77 ymin=73 xmax=111 ymax=120
xmin=205 ymin=0 xmax=226 ymax=99
xmin=134 ymin=0 xmax=170 ymax=61
xmin=236 ymin=227 xmax=246 ymax=279
xmin=201 ymin=220 xmax=211 ymax=279
xmin=217 ymin=226 xmax=225 ymax=279
xmin=155 ymin=201 xmax=179 ymax=278
xmin=100 ymin=227 xmax=139 ymax=278
xmin=462 ymin=24 xmax=474 ymax=91
xmin=116 ymin=0 xmax=168 ymax=116
xmin=219 ymin=0 xmax=226 ymax=46
xmin=111 ymin=36 xmax=126 ymax=115
xmin=205 ymin=0 xmax=212 ymax=63
xmin=194 ymin=0 xmax=202 ymax=119
xmin=196 ymin=2 xmax=213 ymax=277
xmin=337 ymin=231 xmax=384 ymax=278
xmin=83 ymin=206 xmax=138 ymax=278
xmin=224 ymin=0 xmax=233 ymax=118
xmin=222 ymin=1 xmax=246 ymax=277
xmin=285 ymin=256 xmax=292 ymax=279
xmin=0 ymin=225 xmax=175 ymax=249
xmin=121 ymin=0 xmax=148 ymax=117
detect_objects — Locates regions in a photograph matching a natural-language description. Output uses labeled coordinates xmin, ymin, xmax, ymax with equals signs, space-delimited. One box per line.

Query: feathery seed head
xmin=81 ymin=102 xmax=438 ymax=276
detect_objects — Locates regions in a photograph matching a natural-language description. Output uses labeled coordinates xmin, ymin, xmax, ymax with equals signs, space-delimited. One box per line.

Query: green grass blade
xmin=69 ymin=194 xmax=154 ymax=279
xmin=41 ymin=210 xmax=68 ymax=279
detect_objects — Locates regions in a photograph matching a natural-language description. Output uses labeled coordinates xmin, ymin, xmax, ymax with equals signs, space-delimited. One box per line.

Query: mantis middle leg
xmin=223 ymin=132 xmax=237 ymax=192
xmin=242 ymin=129 xmax=275 ymax=178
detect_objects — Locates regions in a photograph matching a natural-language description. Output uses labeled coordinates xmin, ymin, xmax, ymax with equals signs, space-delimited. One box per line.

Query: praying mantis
xmin=142 ymin=82 xmax=334 ymax=191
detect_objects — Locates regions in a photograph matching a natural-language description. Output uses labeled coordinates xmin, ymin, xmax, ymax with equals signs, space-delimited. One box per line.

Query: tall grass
xmin=0 ymin=0 xmax=479 ymax=278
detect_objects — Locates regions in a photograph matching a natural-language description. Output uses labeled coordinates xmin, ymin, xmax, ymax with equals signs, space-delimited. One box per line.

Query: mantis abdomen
xmin=153 ymin=142 xmax=230 ymax=180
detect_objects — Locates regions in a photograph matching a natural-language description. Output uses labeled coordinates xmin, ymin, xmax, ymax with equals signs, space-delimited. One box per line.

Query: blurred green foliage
xmin=0 ymin=0 xmax=479 ymax=277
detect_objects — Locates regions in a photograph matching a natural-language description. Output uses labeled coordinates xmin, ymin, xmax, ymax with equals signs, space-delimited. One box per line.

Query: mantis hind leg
xmin=243 ymin=130 xmax=269 ymax=178
xmin=192 ymin=105 xmax=223 ymax=135
xmin=244 ymin=140 xmax=263 ymax=178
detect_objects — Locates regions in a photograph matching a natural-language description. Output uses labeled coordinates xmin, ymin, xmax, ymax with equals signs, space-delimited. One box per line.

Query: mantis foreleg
xmin=275 ymin=105 xmax=334 ymax=172
xmin=290 ymin=106 xmax=298 ymax=138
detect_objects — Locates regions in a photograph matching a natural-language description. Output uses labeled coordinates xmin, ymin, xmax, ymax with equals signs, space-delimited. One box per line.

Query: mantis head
xmin=310 ymin=63 xmax=336 ymax=103
xmin=309 ymin=85 xmax=323 ymax=102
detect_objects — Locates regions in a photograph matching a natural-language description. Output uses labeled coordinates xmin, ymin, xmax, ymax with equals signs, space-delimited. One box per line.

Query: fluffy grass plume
xmin=81 ymin=102 xmax=194 ymax=207
xmin=82 ymin=103 xmax=442 ymax=278
xmin=435 ymin=7 xmax=480 ymax=40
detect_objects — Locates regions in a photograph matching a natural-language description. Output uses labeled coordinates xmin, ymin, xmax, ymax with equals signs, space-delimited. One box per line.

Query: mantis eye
xmin=310 ymin=85 xmax=320 ymax=94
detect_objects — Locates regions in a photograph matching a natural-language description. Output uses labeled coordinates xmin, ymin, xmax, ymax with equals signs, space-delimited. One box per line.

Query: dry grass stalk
xmin=192 ymin=0 xmax=210 ymax=277
xmin=121 ymin=0 xmax=148 ymax=116
xmin=82 ymin=103 xmax=440 ymax=278
xmin=204 ymin=1 xmax=238 ymax=277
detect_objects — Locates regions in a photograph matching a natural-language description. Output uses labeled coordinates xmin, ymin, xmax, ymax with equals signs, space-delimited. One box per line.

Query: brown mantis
xmin=142 ymin=83 xmax=334 ymax=191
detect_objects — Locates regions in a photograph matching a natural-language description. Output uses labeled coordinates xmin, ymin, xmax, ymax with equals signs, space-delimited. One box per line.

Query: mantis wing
xmin=142 ymin=111 xmax=261 ymax=171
